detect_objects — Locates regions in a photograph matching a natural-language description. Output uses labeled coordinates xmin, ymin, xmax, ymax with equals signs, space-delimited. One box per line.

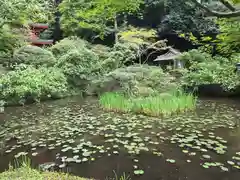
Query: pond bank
xmin=2 ymin=83 xmax=240 ymax=110
xmin=0 ymin=165 xmax=90 ymax=180
xmin=186 ymin=84 xmax=240 ymax=97
xmin=0 ymin=96 xmax=240 ymax=180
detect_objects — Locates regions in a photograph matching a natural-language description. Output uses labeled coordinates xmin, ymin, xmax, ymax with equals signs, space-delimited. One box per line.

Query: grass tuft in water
xmin=105 ymin=171 xmax=131 ymax=180
xmin=99 ymin=91 xmax=196 ymax=117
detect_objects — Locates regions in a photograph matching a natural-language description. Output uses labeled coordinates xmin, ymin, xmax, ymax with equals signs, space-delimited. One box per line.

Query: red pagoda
xmin=28 ymin=23 xmax=53 ymax=46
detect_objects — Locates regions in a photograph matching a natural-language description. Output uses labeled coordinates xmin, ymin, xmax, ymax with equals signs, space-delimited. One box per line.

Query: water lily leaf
xmin=82 ymin=158 xmax=88 ymax=162
xmin=202 ymin=164 xmax=209 ymax=169
xmin=76 ymin=159 xmax=81 ymax=163
xmin=166 ymin=159 xmax=176 ymax=163
xmin=66 ymin=158 xmax=75 ymax=162
xmin=227 ymin=161 xmax=235 ymax=165
xmin=113 ymin=151 xmax=119 ymax=154
xmin=189 ymin=152 xmax=196 ymax=156
xmin=14 ymin=152 xmax=28 ymax=158
xmin=61 ymin=147 xmax=71 ymax=152
xmin=5 ymin=150 xmax=12 ymax=153
xmin=220 ymin=166 xmax=229 ymax=172
xmin=82 ymin=151 xmax=91 ymax=157
xmin=133 ymin=165 xmax=138 ymax=169
xmin=202 ymin=155 xmax=211 ymax=159
xmin=134 ymin=159 xmax=139 ymax=163
xmin=232 ymin=156 xmax=240 ymax=161
xmin=134 ymin=169 xmax=144 ymax=175
xmin=32 ymin=152 xmax=38 ymax=156
xmin=99 ymin=149 xmax=105 ymax=153
xmin=59 ymin=164 xmax=66 ymax=168
xmin=73 ymin=155 xmax=79 ymax=159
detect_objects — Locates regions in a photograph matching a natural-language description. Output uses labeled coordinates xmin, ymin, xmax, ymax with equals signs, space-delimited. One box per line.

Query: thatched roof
xmin=154 ymin=47 xmax=181 ymax=61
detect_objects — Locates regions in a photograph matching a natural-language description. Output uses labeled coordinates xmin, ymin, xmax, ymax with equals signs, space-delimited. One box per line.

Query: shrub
xmin=55 ymin=47 xmax=100 ymax=88
xmin=88 ymin=64 xmax=179 ymax=96
xmin=99 ymin=42 xmax=141 ymax=73
xmin=181 ymin=61 xmax=222 ymax=86
xmin=179 ymin=50 xmax=240 ymax=90
xmin=49 ymin=37 xmax=89 ymax=58
xmin=0 ymin=66 xmax=68 ymax=105
xmin=11 ymin=45 xmax=56 ymax=68
xmin=177 ymin=49 xmax=212 ymax=68
xmin=99 ymin=91 xmax=196 ymax=117
xmin=0 ymin=25 xmax=27 ymax=57
xmin=91 ymin=44 xmax=111 ymax=61
xmin=0 ymin=51 xmax=12 ymax=66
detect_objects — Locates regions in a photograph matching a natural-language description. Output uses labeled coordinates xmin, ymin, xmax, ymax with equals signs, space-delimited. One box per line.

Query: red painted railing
xmin=29 ymin=23 xmax=53 ymax=46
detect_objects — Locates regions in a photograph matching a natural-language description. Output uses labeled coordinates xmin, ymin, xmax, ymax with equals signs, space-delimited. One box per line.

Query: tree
xmin=159 ymin=0 xmax=218 ymax=34
xmin=0 ymin=0 xmax=53 ymax=56
xmin=191 ymin=0 xmax=240 ymax=18
xmin=0 ymin=0 xmax=53 ymax=28
xmin=188 ymin=0 xmax=240 ymax=55
xmin=59 ymin=0 xmax=143 ymax=43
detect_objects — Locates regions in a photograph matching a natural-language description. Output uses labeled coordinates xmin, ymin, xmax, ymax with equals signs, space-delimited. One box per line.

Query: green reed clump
xmin=99 ymin=91 xmax=196 ymax=116
xmin=99 ymin=92 xmax=132 ymax=113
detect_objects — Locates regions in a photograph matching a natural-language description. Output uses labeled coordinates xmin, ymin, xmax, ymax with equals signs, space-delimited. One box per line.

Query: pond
xmin=0 ymin=97 xmax=240 ymax=180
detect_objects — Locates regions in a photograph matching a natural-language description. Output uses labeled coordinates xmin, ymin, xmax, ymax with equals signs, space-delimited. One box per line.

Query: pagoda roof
xmin=154 ymin=47 xmax=181 ymax=61
xmin=29 ymin=23 xmax=49 ymax=29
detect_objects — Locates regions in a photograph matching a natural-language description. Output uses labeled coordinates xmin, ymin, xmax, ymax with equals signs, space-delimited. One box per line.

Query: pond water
xmin=0 ymin=97 xmax=240 ymax=180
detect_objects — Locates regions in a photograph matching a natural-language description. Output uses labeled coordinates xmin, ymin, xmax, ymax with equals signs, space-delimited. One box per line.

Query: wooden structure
xmin=154 ymin=47 xmax=183 ymax=69
xmin=29 ymin=23 xmax=53 ymax=46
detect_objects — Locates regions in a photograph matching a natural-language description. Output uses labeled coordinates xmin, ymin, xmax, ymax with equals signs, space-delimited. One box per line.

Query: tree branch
xmin=219 ymin=0 xmax=236 ymax=11
xmin=191 ymin=0 xmax=240 ymax=18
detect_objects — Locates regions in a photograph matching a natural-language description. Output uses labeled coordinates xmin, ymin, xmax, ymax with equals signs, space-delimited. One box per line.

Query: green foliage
xmin=216 ymin=17 xmax=240 ymax=56
xmin=88 ymin=64 xmax=179 ymax=96
xmin=59 ymin=0 xmax=143 ymax=37
xmin=177 ymin=49 xmax=213 ymax=66
xmin=55 ymin=47 xmax=100 ymax=88
xmin=91 ymin=44 xmax=111 ymax=60
xmin=49 ymin=37 xmax=89 ymax=58
xmin=160 ymin=0 xmax=218 ymax=34
xmin=0 ymin=26 xmax=27 ymax=57
xmin=99 ymin=42 xmax=140 ymax=72
xmin=180 ymin=17 xmax=240 ymax=58
xmin=178 ymin=32 xmax=215 ymax=54
xmin=0 ymin=66 xmax=68 ymax=105
xmin=0 ymin=0 xmax=53 ymax=27
xmin=216 ymin=54 xmax=240 ymax=90
xmin=0 ymin=51 xmax=12 ymax=66
xmin=11 ymin=45 xmax=56 ymax=68
xmin=0 ymin=0 xmax=54 ymax=55
xmin=50 ymin=37 xmax=144 ymax=91
xmin=179 ymin=50 xmax=240 ymax=90
xmin=118 ymin=26 xmax=157 ymax=45
xmin=232 ymin=0 xmax=240 ymax=3
xmin=99 ymin=91 xmax=196 ymax=117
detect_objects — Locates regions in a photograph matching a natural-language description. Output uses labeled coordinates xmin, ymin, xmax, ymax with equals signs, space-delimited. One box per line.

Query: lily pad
xmin=202 ymin=155 xmax=211 ymax=159
xmin=134 ymin=169 xmax=144 ymax=175
xmin=166 ymin=159 xmax=176 ymax=163
xmin=82 ymin=151 xmax=91 ymax=157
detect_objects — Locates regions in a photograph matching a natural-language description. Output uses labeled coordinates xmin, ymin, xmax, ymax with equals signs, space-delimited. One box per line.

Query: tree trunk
xmin=191 ymin=0 xmax=240 ymax=18
xmin=114 ymin=14 xmax=118 ymax=44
